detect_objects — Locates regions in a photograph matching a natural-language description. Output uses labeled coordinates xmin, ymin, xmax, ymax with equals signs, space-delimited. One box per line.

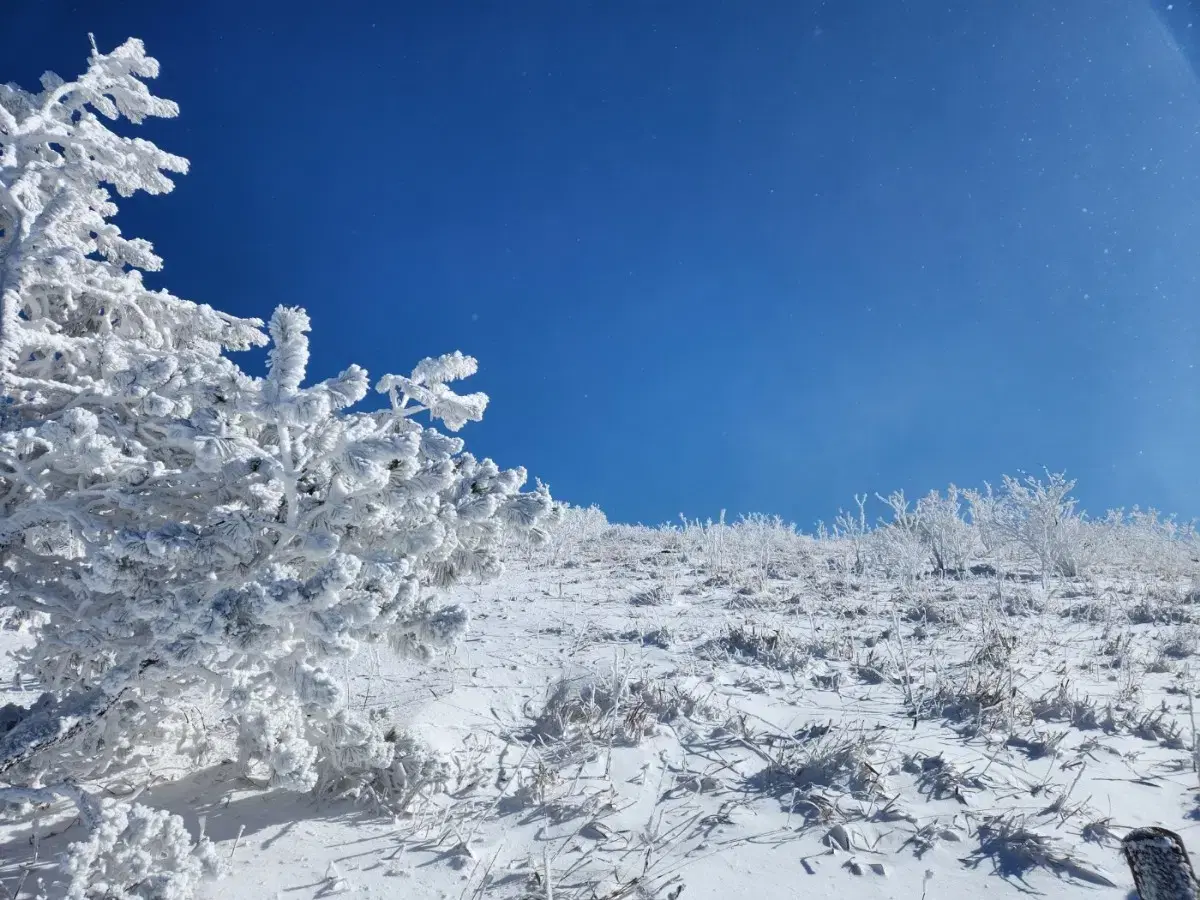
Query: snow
xmin=2 ymin=526 xmax=1195 ymax=898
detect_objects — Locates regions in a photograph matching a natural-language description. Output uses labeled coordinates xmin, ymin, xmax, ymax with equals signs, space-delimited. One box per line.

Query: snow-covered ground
xmin=2 ymin=526 xmax=1197 ymax=899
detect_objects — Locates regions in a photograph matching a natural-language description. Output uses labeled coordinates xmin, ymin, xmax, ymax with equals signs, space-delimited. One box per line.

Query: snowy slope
xmin=2 ymin=529 xmax=1197 ymax=899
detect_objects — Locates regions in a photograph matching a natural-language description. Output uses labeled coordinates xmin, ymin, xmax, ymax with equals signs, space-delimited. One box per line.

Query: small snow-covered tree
xmin=0 ymin=34 xmax=551 ymax=815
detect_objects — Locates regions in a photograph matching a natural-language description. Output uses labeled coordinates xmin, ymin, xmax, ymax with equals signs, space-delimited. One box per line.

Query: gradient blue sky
xmin=6 ymin=1 xmax=1200 ymax=526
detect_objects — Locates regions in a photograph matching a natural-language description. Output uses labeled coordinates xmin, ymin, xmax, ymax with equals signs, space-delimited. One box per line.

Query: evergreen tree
xmin=0 ymin=37 xmax=551 ymax=800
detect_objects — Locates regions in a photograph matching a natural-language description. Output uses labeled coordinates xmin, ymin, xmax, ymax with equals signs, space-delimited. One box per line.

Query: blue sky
xmin=6 ymin=1 xmax=1200 ymax=526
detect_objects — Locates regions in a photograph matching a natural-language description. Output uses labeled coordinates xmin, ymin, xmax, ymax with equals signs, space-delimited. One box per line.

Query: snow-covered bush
xmin=729 ymin=512 xmax=810 ymax=584
xmin=1095 ymin=507 xmax=1199 ymax=577
xmin=675 ymin=512 xmax=810 ymax=586
xmin=912 ymin=485 xmax=979 ymax=576
xmin=0 ymin=36 xmax=551 ymax=806
xmin=868 ymin=491 xmax=928 ymax=584
xmin=678 ymin=510 xmax=733 ymax=573
xmin=965 ymin=472 xmax=1095 ymax=582
xmin=829 ymin=494 xmax=870 ymax=576
xmin=314 ymin=715 xmax=452 ymax=812
xmin=538 ymin=502 xmax=608 ymax=564
xmin=63 ymin=799 xmax=223 ymax=900
xmin=826 ymin=487 xmax=978 ymax=581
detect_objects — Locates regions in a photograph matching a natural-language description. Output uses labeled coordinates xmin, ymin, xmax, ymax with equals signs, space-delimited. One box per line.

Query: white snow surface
xmin=2 ymin=530 xmax=1196 ymax=899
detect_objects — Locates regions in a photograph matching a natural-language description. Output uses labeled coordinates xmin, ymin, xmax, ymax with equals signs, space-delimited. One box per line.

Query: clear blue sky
xmin=6 ymin=1 xmax=1200 ymax=526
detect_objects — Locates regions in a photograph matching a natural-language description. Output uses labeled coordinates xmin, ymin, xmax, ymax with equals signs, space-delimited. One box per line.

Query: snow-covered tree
xmin=0 ymin=35 xmax=551 ymax=811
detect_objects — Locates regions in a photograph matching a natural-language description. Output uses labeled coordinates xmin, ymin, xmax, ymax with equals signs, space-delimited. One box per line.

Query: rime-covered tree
xmin=0 ymin=36 xmax=551 ymax=807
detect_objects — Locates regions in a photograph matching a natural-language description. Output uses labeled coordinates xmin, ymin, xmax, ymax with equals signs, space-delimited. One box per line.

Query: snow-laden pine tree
xmin=0 ymin=38 xmax=551 ymax=801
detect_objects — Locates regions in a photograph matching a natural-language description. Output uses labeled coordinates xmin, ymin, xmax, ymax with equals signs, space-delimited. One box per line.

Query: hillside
xmin=3 ymin=514 xmax=1197 ymax=899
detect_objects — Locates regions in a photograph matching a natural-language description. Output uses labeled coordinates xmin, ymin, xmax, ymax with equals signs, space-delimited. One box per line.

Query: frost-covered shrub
xmin=997 ymin=584 xmax=1046 ymax=617
xmin=678 ymin=510 xmax=734 ymax=573
xmin=629 ymin=584 xmax=673 ymax=606
xmin=1095 ymin=507 xmax=1200 ymax=577
xmin=540 ymin=503 xmax=609 ymax=564
xmin=913 ymin=485 xmax=979 ymax=575
xmin=746 ymin=723 xmax=885 ymax=809
xmin=966 ymin=472 xmax=1097 ymax=582
xmin=63 ymin=799 xmax=223 ymax=900
xmin=827 ymin=494 xmax=871 ymax=576
xmin=523 ymin=669 xmax=711 ymax=749
xmin=828 ymin=488 xmax=979 ymax=580
xmin=315 ymin=716 xmax=452 ymax=812
xmin=868 ymin=492 xmax=928 ymax=583
xmin=699 ymin=624 xmax=815 ymax=672
xmin=727 ymin=513 xmax=811 ymax=584
xmin=0 ymin=38 xmax=551 ymax=799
